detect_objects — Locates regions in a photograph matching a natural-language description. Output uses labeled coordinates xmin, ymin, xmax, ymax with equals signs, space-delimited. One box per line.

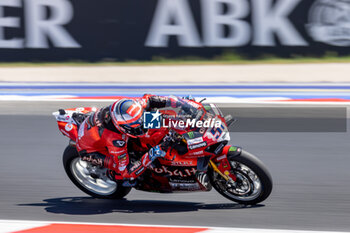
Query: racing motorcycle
xmin=53 ymin=99 xmax=272 ymax=205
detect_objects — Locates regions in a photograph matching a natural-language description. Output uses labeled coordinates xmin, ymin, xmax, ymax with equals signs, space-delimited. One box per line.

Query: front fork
xmin=209 ymin=146 xmax=242 ymax=185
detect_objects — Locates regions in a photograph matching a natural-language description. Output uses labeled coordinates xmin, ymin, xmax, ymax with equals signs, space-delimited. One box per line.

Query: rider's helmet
xmin=110 ymin=99 xmax=146 ymax=138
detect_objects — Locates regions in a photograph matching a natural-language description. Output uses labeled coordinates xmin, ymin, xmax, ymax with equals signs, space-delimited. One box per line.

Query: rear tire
xmin=209 ymin=150 xmax=272 ymax=205
xmin=63 ymin=145 xmax=131 ymax=199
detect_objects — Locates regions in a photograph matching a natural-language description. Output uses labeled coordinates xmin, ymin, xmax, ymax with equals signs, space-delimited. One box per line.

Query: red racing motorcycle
xmin=53 ymin=100 xmax=272 ymax=205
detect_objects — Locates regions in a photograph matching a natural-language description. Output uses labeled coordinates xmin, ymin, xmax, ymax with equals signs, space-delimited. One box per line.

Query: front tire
xmin=63 ymin=145 xmax=131 ymax=199
xmin=209 ymin=150 xmax=272 ymax=205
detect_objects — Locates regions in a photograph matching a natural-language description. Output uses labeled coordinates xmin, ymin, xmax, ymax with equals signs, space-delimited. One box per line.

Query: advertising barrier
xmin=0 ymin=0 xmax=350 ymax=61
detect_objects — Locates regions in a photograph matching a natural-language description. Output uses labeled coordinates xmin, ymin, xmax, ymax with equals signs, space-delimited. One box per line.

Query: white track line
xmin=0 ymin=221 xmax=48 ymax=233
xmin=0 ymin=220 xmax=348 ymax=233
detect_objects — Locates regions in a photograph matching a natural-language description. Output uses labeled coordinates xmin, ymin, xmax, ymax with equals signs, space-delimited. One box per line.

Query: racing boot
xmin=106 ymin=170 xmax=122 ymax=182
xmin=120 ymin=160 xmax=147 ymax=186
xmin=121 ymin=146 xmax=167 ymax=186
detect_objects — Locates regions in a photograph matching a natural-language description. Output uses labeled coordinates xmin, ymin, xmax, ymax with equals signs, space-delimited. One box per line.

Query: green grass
xmin=1 ymin=52 xmax=350 ymax=67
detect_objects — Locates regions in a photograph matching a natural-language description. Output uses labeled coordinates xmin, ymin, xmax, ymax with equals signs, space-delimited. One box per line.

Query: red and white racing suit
xmin=75 ymin=95 xmax=197 ymax=181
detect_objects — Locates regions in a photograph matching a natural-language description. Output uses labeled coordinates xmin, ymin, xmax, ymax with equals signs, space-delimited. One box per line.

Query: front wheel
xmin=209 ymin=150 xmax=272 ymax=205
xmin=63 ymin=145 xmax=131 ymax=199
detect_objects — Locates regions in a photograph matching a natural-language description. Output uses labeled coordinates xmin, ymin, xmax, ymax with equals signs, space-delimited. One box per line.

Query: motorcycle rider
xmin=76 ymin=94 xmax=211 ymax=189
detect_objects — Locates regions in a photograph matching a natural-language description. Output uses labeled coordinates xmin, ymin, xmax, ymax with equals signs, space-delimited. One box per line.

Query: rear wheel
xmin=209 ymin=150 xmax=272 ymax=205
xmin=63 ymin=145 xmax=131 ymax=199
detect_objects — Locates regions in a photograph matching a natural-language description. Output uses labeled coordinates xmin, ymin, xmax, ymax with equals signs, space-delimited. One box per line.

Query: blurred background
xmin=0 ymin=0 xmax=350 ymax=232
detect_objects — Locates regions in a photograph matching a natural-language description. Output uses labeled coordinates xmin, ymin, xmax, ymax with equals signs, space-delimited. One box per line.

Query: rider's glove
xmin=148 ymin=145 xmax=166 ymax=161
xmin=162 ymin=131 xmax=176 ymax=144
xmin=183 ymin=95 xmax=196 ymax=101
xmin=161 ymin=130 xmax=183 ymax=150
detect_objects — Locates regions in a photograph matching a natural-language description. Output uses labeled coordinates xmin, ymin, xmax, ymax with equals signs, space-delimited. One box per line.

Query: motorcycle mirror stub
xmin=224 ymin=115 xmax=236 ymax=127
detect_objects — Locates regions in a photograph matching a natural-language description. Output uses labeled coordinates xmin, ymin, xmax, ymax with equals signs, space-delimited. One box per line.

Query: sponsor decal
xmin=187 ymin=131 xmax=194 ymax=139
xmin=229 ymin=146 xmax=238 ymax=152
xmin=307 ymin=0 xmax=350 ymax=46
xmin=109 ymin=150 xmax=125 ymax=155
xmin=169 ymin=182 xmax=200 ymax=191
xmin=146 ymin=0 xmax=307 ymax=48
xmin=117 ymin=153 xmax=127 ymax=160
xmin=135 ymin=166 xmax=145 ymax=175
xmin=81 ymin=155 xmax=103 ymax=167
xmin=152 ymin=166 xmax=196 ymax=177
xmin=187 ymin=137 xmax=203 ymax=145
xmin=76 ymin=107 xmax=85 ymax=112
xmin=57 ymin=116 xmax=65 ymax=121
xmin=188 ymin=150 xmax=204 ymax=156
xmin=187 ymin=101 xmax=201 ymax=109
xmin=56 ymin=115 xmax=70 ymax=122
xmin=130 ymin=161 xmax=142 ymax=172
xmin=65 ymin=123 xmax=73 ymax=132
xmin=214 ymin=142 xmax=225 ymax=155
xmin=0 ymin=0 xmax=80 ymax=49
xmin=170 ymin=178 xmax=195 ymax=183
xmin=188 ymin=142 xmax=207 ymax=150
xmin=113 ymin=140 xmax=126 ymax=147
xmin=170 ymin=161 xmax=193 ymax=166
xmin=216 ymin=155 xmax=226 ymax=161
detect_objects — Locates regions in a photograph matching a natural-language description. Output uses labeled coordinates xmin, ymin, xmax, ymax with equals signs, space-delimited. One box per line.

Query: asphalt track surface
xmin=0 ymin=101 xmax=350 ymax=231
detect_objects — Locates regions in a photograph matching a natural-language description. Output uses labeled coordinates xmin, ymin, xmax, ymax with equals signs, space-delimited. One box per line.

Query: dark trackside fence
xmin=0 ymin=0 xmax=350 ymax=61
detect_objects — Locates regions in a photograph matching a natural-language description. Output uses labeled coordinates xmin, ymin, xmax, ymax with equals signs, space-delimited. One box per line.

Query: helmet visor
xmin=119 ymin=117 xmax=147 ymax=136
